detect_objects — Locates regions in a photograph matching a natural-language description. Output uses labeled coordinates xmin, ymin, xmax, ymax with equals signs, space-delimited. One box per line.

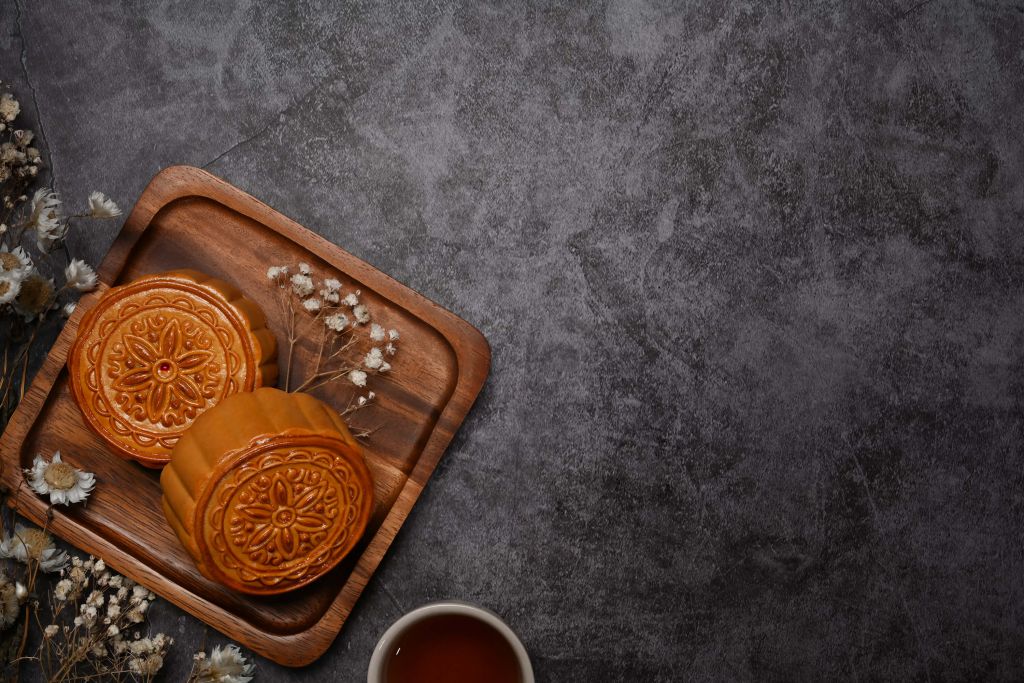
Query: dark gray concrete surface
xmin=4 ymin=0 xmax=1024 ymax=680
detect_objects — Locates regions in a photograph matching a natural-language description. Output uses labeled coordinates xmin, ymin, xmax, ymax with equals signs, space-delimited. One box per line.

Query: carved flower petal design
xmin=109 ymin=317 xmax=217 ymax=424
xmin=173 ymin=376 xmax=204 ymax=407
xmin=233 ymin=472 xmax=334 ymax=563
xmin=123 ymin=335 xmax=159 ymax=365
xmin=159 ymin=319 xmax=181 ymax=358
xmin=147 ymin=382 xmax=170 ymax=422
xmin=177 ymin=350 xmax=213 ymax=370
xmin=111 ymin=367 xmax=152 ymax=393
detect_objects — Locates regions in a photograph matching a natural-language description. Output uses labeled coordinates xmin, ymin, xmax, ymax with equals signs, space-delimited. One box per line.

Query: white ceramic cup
xmin=367 ymin=601 xmax=535 ymax=683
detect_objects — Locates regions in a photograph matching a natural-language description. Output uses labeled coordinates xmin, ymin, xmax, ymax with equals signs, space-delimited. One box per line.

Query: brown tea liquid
xmin=385 ymin=613 xmax=522 ymax=683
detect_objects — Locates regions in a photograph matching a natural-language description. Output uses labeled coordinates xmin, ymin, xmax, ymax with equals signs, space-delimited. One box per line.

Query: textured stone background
xmin=3 ymin=0 xmax=1024 ymax=680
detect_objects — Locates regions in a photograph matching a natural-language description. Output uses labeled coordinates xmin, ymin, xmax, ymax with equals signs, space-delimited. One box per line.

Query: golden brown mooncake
xmin=160 ymin=387 xmax=374 ymax=595
xmin=68 ymin=269 xmax=278 ymax=468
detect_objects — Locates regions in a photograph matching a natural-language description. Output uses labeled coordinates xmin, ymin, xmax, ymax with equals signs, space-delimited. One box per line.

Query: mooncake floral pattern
xmin=109 ymin=316 xmax=217 ymax=426
xmin=230 ymin=468 xmax=337 ymax=564
xmin=206 ymin=446 xmax=366 ymax=592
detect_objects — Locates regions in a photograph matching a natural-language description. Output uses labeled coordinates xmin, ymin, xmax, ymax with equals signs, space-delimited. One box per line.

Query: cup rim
xmin=367 ymin=600 xmax=534 ymax=683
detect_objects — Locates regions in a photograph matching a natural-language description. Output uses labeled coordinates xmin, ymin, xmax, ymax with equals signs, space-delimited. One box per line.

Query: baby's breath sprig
xmin=266 ymin=262 xmax=400 ymax=435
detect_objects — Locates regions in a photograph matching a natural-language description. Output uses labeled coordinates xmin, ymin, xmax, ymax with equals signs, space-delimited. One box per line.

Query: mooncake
xmin=160 ymin=387 xmax=374 ymax=595
xmin=68 ymin=269 xmax=278 ymax=468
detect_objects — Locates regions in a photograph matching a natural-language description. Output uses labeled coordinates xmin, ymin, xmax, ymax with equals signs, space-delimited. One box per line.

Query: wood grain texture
xmin=0 ymin=166 xmax=491 ymax=667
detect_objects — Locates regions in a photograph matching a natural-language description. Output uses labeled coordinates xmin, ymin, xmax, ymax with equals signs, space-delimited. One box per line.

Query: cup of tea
xmin=367 ymin=601 xmax=534 ymax=683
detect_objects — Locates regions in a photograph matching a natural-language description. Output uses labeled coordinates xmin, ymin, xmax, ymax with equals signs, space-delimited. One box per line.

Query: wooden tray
xmin=0 ymin=166 xmax=490 ymax=666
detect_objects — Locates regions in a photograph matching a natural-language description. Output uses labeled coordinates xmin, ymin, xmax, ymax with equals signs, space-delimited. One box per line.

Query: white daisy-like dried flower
xmin=62 ymin=301 xmax=76 ymax=317
xmin=364 ymin=347 xmax=384 ymax=370
xmin=0 ymin=274 xmax=21 ymax=305
xmin=64 ymin=259 xmax=98 ymax=292
xmin=14 ymin=271 xmax=54 ymax=319
xmin=348 ymin=369 xmax=367 ymax=387
xmin=0 ymin=524 xmax=68 ymax=572
xmin=324 ymin=313 xmax=348 ymax=332
xmin=302 ymin=297 xmax=321 ymax=313
xmin=290 ymin=273 xmax=314 ymax=297
xmin=43 ymin=624 xmax=58 ymax=638
xmin=298 ymin=262 xmax=311 ymax=275
xmin=385 ymin=343 xmax=397 ymax=355
xmin=369 ymin=323 xmax=385 ymax=341
xmin=343 ymin=292 xmax=359 ymax=307
xmin=194 ymin=644 xmax=255 ymax=683
xmin=388 ymin=328 xmax=400 ymax=341
xmin=0 ymin=574 xmax=23 ymax=629
xmin=27 ymin=189 xmax=62 ymax=250
xmin=0 ymin=243 xmax=31 ymax=277
xmin=353 ymin=304 xmax=370 ymax=324
xmin=357 ymin=396 xmax=367 ymax=406
xmin=323 ymin=277 xmax=341 ymax=292
xmin=379 ymin=361 xmax=391 ymax=373
xmin=266 ymin=266 xmax=283 ymax=280
xmin=25 ymin=451 xmax=96 ymax=506
xmin=93 ymin=558 xmax=105 ymax=573
xmin=87 ymin=191 xmax=121 ymax=218
xmin=0 ymin=93 xmax=19 ymax=122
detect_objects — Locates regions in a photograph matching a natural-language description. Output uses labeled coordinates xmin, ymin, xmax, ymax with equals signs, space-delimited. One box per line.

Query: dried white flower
xmin=0 ymin=243 xmax=31 ymax=277
xmin=25 ymin=450 xmax=96 ymax=506
xmin=43 ymin=624 xmax=58 ymax=638
xmin=0 ymin=93 xmax=20 ymax=122
xmin=64 ymin=259 xmax=98 ymax=292
xmin=388 ymin=328 xmax=400 ymax=341
xmin=343 ymin=292 xmax=359 ymax=307
xmin=302 ymin=297 xmax=321 ymax=313
xmin=0 ymin=524 xmax=68 ymax=572
xmin=129 ymin=653 xmax=165 ymax=677
xmin=370 ymin=323 xmax=385 ymax=341
xmin=323 ymin=277 xmax=341 ymax=292
xmin=385 ymin=343 xmax=397 ymax=355
xmin=0 ymin=574 xmax=22 ymax=628
xmin=324 ymin=312 xmax=348 ymax=332
xmin=298 ymin=262 xmax=311 ymax=275
xmin=379 ymin=361 xmax=391 ymax=373
xmin=87 ymin=191 xmax=121 ymax=218
xmin=266 ymin=266 xmax=285 ymax=280
xmin=0 ymin=273 xmax=20 ymax=305
xmin=194 ymin=644 xmax=255 ymax=683
xmin=348 ymin=369 xmax=367 ymax=387
xmin=62 ymin=301 xmax=76 ymax=317
xmin=364 ymin=347 xmax=384 ymax=370
xmin=320 ymin=287 xmax=340 ymax=304
xmin=290 ymin=273 xmax=314 ymax=297
xmin=27 ymin=189 xmax=62 ymax=251
xmin=353 ymin=304 xmax=370 ymax=324
xmin=94 ymin=558 xmax=106 ymax=573
xmin=13 ymin=271 xmax=54 ymax=320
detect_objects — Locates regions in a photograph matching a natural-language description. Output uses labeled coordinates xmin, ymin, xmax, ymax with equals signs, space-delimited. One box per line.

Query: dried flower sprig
xmin=33 ymin=554 xmax=172 ymax=682
xmin=266 ymin=262 xmax=400 ymax=432
xmin=0 ymin=83 xmax=119 ymax=429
